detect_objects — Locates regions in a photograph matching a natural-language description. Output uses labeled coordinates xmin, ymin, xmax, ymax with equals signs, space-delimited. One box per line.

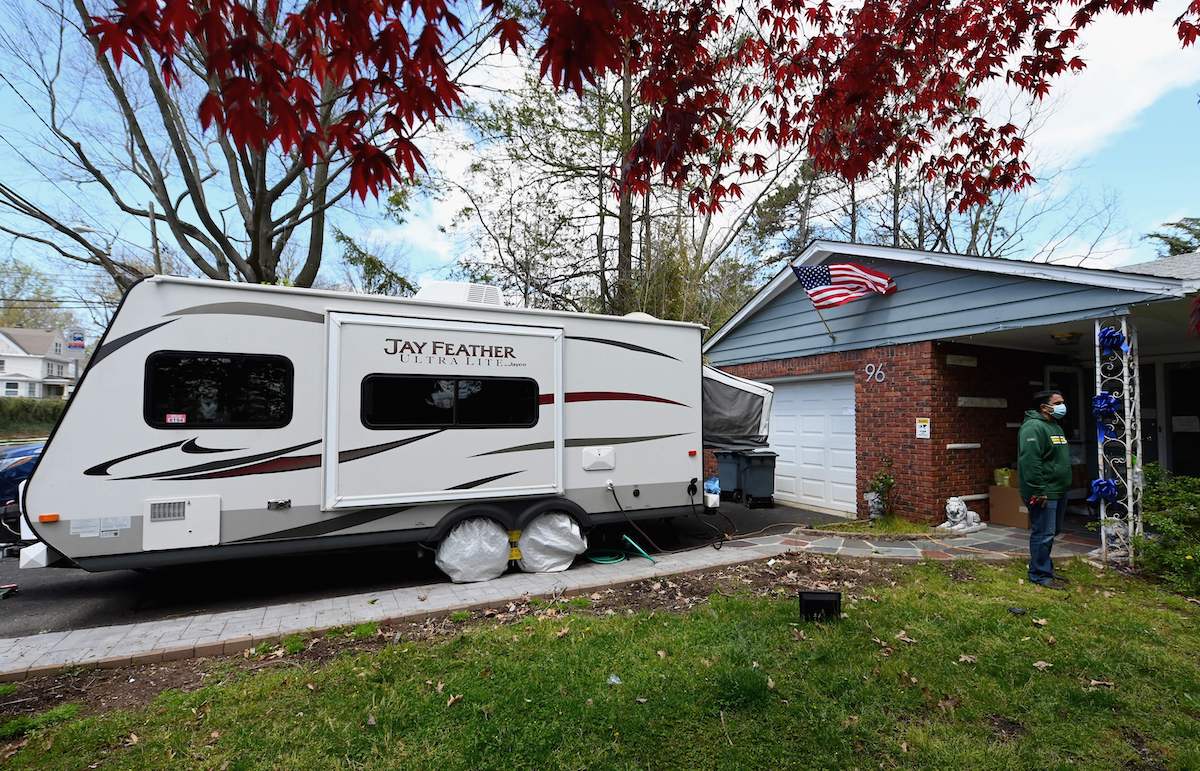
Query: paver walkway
xmin=0 ymin=524 xmax=1095 ymax=681
xmin=781 ymin=525 xmax=1099 ymax=561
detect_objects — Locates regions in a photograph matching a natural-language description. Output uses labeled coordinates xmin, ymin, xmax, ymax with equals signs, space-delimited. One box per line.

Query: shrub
xmin=1136 ymin=464 xmax=1200 ymax=595
xmin=0 ymin=396 xmax=65 ymax=428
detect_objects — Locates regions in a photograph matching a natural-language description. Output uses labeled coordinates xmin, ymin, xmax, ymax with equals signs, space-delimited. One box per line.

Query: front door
xmin=1166 ymin=362 xmax=1200 ymax=476
xmin=323 ymin=312 xmax=563 ymax=509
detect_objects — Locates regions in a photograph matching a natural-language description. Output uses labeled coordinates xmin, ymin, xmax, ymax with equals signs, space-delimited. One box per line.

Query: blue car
xmin=0 ymin=442 xmax=42 ymax=538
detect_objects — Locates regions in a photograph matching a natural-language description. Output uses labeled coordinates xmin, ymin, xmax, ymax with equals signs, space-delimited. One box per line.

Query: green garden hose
xmin=585 ymin=534 xmax=657 ymax=565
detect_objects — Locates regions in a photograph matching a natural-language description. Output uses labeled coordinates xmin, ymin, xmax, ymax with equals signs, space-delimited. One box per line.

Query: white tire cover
xmin=435 ymin=518 xmax=511 ymax=583
xmin=518 ymin=513 xmax=587 ymax=573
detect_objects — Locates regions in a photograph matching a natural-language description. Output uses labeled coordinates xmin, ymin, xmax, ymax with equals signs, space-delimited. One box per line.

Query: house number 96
xmin=864 ymin=363 xmax=886 ymax=383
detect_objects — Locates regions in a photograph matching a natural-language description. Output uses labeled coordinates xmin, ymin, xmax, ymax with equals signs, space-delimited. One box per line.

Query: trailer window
xmin=361 ymin=375 xmax=538 ymax=429
xmin=145 ymin=352 xmax=293 ymax=429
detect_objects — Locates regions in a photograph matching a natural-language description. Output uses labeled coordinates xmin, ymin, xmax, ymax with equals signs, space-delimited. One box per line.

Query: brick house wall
xmin=708 ymin=340 xmax=1071 ymax=523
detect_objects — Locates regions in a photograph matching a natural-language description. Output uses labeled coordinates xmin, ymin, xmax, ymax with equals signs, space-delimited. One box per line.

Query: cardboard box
xmin=988 ymin=485 xmax=1029 ymax=529
xmin=1009 ymin=467 xmax=1020 ymax=489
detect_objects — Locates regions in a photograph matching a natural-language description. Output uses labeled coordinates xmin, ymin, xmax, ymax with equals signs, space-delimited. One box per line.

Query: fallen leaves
xmin=958 ymin=654 xmax=977 ymax=664
xmin=1087 ymin=679 xmax=1114 ymax=689
xmin=1032 ymin=618 xmax=1048 ymax=627
xmin=123 ymin=733 xmax=139 ymax=747
xmin=895 ymin=630 xmax=918 ymax=644
xmin=1032 ymin=661 xmax=1053 ymax=671
xmin=791 ymin=628 xmax=807 ymax=642
xmin=0 ymin=738 xmax=29 ymax=763
xmin=556 ymin=627 xmax=571 ymax=639
xmin=367 ymin=714 xmax=377 ymax=726
xmin=767 ymin=676 xmax=776 ymax=690
xmin=635 ymin=697 xmax=648 ymax=704
xmin=446 ymin=694 xmax=463 ymax=707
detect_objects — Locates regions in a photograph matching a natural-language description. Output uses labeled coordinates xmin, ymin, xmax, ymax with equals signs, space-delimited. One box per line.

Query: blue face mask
xmin=1051 ymin=403 xmax=1067 ymax=419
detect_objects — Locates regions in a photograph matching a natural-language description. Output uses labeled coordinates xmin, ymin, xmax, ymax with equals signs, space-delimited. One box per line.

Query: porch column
xmin=1093 ymin=317 xmax=1143 ymax=564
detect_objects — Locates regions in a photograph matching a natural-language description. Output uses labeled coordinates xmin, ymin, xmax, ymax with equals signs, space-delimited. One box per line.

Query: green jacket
xmin=1017 ymin=409 xmax=1072 ymax=500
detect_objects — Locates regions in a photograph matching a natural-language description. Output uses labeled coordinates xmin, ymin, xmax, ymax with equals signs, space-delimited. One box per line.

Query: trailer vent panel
xmin=149 ymin=500 xmax=187 ymax=522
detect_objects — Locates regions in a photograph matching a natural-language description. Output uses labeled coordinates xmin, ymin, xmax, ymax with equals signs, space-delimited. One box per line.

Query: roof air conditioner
xmin=415 ymin=281 xmax=504 ymax=306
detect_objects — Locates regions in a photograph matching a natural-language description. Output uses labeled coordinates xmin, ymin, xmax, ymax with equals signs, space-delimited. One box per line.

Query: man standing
xmin=1018 ymin=390 xmax=1072 ymax=589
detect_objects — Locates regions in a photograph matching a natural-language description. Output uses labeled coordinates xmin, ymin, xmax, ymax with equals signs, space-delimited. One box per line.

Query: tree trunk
xmin=615 ymin=48 xmax=634 ymax=315
xmin=849 ymin=178 xmax=858 ymax=243
xmin=892 ymin=159 xmax=901 ymax=247
xmin=595 ymin=84 xmax=609 ymax=312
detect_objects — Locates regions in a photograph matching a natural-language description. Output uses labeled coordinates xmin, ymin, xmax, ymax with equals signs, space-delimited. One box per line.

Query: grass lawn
xmin=822 ymin=515 xmax=933 ymax=536
xmin=4 ymin=560 xmax=1199 ymax=769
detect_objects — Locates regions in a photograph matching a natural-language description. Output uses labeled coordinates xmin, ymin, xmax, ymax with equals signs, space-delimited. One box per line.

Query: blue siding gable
xmin=706 ymin=257 xmax=1163 ymax=366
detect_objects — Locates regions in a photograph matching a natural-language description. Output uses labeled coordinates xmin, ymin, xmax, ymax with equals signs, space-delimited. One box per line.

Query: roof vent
xmin=623 ymin=311 xmax=657 ymax=321
xmin=415 ymin=281 xmax=504 ymax=306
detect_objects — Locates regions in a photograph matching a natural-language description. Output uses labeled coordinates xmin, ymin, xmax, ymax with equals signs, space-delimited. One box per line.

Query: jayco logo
xmin=383 ymin=338 xmax=523 ymax=367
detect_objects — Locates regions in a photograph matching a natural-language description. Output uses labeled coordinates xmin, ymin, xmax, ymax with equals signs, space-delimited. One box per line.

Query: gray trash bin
xmin=740 ymin=449 xmax=777 ymax=509
xmin=715 ymin=450 xmax=742 ymax=502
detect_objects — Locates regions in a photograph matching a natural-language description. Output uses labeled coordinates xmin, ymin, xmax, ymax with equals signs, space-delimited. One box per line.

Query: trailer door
xmin=324 ymin=312 xmax=563 ymax=510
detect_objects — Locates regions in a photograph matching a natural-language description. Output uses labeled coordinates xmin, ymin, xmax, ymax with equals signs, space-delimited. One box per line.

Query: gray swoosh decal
xmin=181 ymin=438 xmax=243 ymax=454
xmin=168 ymin=302 xmax=324 ymax=323
xmin=118 ymin=439 xmax=322 ymax=480
xmin=567 ymin=336 xmax=679 ymax=361
xmin=91 ymin=320 xmax=177 ymax=367
xmin=232 ymin=470 xmax=523 ymax=543
xmin=234 ymin=506 xmax=411 ymax=543
xmin=473 ymin=433 xmax=688 ymax=456
xmin=84 ymin=439 xmax=186 ymax=477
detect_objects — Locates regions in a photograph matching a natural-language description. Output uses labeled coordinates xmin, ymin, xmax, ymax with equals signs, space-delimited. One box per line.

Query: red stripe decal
xmin=539 ymin=391 xmax=685 ymax=407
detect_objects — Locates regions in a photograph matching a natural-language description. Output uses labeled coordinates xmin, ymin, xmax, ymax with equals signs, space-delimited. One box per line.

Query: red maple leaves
xmin=90 ymin=0 xmax=1198 ymax=208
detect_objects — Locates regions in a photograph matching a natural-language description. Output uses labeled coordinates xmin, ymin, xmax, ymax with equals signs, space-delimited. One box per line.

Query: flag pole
xmin=814 ymin=305 xmax=836 ymax=342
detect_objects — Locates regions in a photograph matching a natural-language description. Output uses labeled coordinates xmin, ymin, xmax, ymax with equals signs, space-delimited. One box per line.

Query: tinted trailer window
xmin=145 ymin=351 xmax=293 ymax=428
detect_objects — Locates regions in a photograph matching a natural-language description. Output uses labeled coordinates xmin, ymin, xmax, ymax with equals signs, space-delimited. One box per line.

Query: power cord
xmin=607 ymin=482 xmax=726 ymax=554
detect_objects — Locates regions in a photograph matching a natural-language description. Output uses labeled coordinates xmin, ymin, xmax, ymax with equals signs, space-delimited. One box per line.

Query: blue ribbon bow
xmin=1097 ymin=326 xmax=1130 ymax=356
xmin=1092 ymin=391 xmax=1120 ymax=444
xmin=1087 ymin=478 xmax=1119 ymax=504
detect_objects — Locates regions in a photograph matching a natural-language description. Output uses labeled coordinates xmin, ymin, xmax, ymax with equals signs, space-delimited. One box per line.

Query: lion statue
xmin=937 ymin=497 xmax=986 ymax=534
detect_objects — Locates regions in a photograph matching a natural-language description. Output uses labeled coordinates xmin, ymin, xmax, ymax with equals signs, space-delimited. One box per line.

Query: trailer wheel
xmin=516 ymin=512 xmax=587 ymax=573
xmin=434 ymin=517 xmax=511 ymax=583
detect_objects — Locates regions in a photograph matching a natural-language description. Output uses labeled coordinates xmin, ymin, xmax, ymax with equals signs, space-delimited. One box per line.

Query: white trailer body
xmin=21 ymin=277 xmax=710 ymax=571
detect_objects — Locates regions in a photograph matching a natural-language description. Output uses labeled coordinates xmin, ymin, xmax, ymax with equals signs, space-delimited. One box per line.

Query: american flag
xmin=791 ymin=263 xmax=897 ymax=310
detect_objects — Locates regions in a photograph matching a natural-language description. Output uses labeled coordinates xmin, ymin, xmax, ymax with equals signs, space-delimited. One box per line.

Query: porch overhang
xmin=943 ymin=296 xmax=1198 ymax=361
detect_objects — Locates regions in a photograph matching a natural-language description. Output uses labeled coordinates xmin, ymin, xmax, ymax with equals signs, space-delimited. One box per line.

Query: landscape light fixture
xmin=798 ymin=590 xmax=842 ymax=622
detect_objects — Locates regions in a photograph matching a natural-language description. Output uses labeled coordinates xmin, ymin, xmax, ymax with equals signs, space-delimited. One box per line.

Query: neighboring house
xmin=0 ymin=328 xmax=86 ymax=400
xmin=704 ymin=242 xmax=1200 ymax=522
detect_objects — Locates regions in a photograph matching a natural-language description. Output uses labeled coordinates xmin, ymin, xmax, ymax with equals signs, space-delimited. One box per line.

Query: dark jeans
xmin=1028 ymin=497 xmax=1067 ymax=584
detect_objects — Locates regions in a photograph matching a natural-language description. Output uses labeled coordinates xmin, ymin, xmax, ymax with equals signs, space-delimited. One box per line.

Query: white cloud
xmin=1019 ymin=0 xmax=1200 ymax=164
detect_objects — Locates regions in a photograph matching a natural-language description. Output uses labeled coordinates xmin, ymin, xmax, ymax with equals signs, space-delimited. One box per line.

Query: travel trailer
xmin=18 ymin=277 xmax=771 ymax=573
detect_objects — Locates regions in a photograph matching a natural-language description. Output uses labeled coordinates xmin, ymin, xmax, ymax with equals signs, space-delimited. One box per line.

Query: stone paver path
xmin=0 ymin=524 xmax=1094 ymax=681
xmin=778 ymin=525 xmax=1097 ymax=562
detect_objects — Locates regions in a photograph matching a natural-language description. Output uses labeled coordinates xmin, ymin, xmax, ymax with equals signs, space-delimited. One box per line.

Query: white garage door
xmin=768 ymin=377 xmax=856 ymax=513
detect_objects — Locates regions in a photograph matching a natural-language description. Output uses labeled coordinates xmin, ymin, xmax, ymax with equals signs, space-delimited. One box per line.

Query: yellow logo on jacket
xmin=1050 ymin=435 xmax=1068 ymax=445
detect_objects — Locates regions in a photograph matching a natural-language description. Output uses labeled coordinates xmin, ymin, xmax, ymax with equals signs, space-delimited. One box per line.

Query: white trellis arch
xmin=1092 ymin=317 xmax=1143 ymax=564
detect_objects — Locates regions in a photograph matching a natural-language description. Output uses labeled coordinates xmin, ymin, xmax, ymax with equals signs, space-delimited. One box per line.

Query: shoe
xmin=1051 ymin=574 xmax=1070 ymax=584
xmin=1033 ymin=578 xmax=1067 ymax=591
